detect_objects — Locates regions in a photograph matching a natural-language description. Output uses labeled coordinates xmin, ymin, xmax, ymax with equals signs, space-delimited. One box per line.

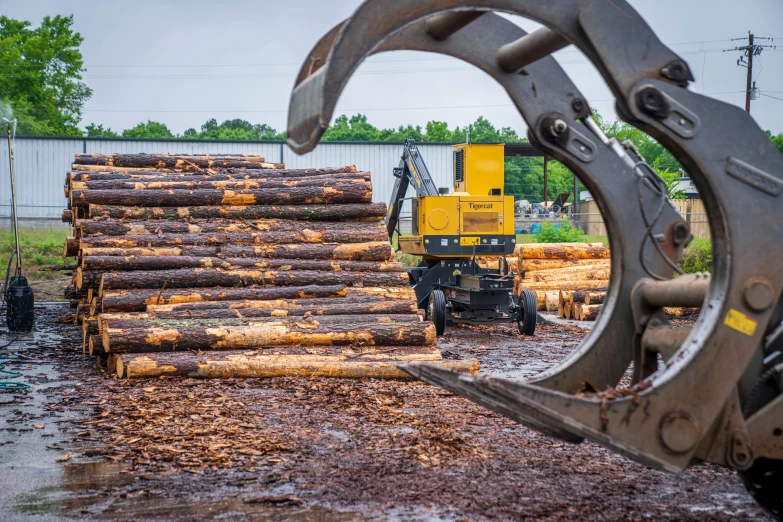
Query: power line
xmin=0 ymin=38 xmax=746 ymax=70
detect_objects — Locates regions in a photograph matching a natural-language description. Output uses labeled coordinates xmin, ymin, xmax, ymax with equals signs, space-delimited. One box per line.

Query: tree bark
xmin=87 ymin=202 xmax=388 ymax=222
xmin=77 ymin=230 xmax=387 ymax=249
xmin=78 ymin=218 xmax=384 ymax=237
xmin=584 ymin=291 xmax=606 ymax=305
xmin=514 ymin=243 xmax=610 ymax=260
xmin=69 ymin=166 xmax=356 ymax=182
xmin=62 ymin=209 xmax=73 ymax=223
xmin=80 ymin=242 xmax=394 ymax=261
xmin=100 ymin=284 xmax=348 ymax=312
xmin=103 ymin=321 xmax=437 ymax=353
xmin=71 ymin=183 xmax=372 ymax=207
xmin=70 ymin=173 xmax=370 ymax=192
xmin=101 ymin=315 xmax=422 ymax=335
xmin=98 ymin=285 xmax=416 ymax=312
xmin=99 ymin=268 xmax=410 ymax=291
xmin=143 ymin=299 xmax=419 ymax=316
xmin=99 ymin=313 xmax=421 ymax=327
xmin=73 ymin=153 xmax=280 ymax=169
xmin=82 ymin=256 xmax=402 ymax=273
xmin=116 ymin=353 xmax=479 ymax=379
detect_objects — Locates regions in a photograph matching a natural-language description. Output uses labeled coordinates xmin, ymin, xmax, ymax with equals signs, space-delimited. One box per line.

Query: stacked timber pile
xmin=62 ymin=153 xmax=479 ymax=379
xmin=510 ymin=242 xmax=611 ymax=317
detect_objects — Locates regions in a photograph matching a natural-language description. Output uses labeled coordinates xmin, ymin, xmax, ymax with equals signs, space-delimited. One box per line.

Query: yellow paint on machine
xmin=723 ymin=308 xmax=758 ymax=336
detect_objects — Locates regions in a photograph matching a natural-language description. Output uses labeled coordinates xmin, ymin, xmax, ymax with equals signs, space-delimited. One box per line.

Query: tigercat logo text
xmin=468 ymin=203 xmax=493 ymax=210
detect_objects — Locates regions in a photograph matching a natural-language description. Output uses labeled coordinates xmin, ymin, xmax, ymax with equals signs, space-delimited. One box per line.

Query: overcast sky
xmin=3 ymin=0 xmax=783 ymax=136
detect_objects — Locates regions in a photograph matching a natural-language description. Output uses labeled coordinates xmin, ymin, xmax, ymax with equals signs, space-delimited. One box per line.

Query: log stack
xmin=62 ymin=153 xmax=479 ymax=379
xmin=510 ymin=242 xmax=611 ymax=315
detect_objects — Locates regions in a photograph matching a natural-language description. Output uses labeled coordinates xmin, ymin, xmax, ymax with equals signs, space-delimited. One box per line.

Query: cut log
xmin=81 ymin=256 xmax=402 ymax=273
xmin=98 ymin=313 xmax=420 ymax=328
xmin=73 ymin=153 xmax=274 ymax=169
xmin=528 ymin=268 xmax=611 ymax=283
xmin=663 ymin=307 xmax=701 ymax=317
xmin=77 ymin=218 xmax=383 ymax=237
xmin=88 ymin=202 xmax=388 ymax=222
xmin=584 ymin=291 xmax=606 ymax=305
xmin=69 ymin=166 xmax=357 ymax=182
xmin=70 ymin=183 xmax=372 ymax=207
xmin=514 ymin=243 xmax=610 ymax=260
xmin=514 ymin=280 xmax=610 ymax=291
xmin=101 ymin=316 xmax=422 ymax=335
xmin=518 ymin=258 xmax=611 ymax=273
xmin=98 ymin=285 xmax=416 ymax=312
xmin=580 ymin=304 xmax=602 ymax=321
xmin=80 ymin=241 xmax=393 ymax=261
xmin=64 ymin=237 xmax=79 ymax=257
xmin=72 ymin=163 xmax=285 ymax=172
xmin=143 ymin=298 xmax=418 ymax=316
xmin=116 ymin=352 xmax=479 ymax=379
xmin=102 ymin=321 xmax=437 ymax=353
xmin=100 ymin=284 xmax=348 ymax=312
xmin=70 ymin=173 xmax=371 ymax=192
xmin=75 ymin=267 xmax=104 ymax=291
xmin=88 ymin=334 xmax=104 ymax=356
xmin=544 ymin=291 xmax=559 ymax=312
xmin=99 ymin=268 xmax=410 ymax=291
xmin=77 ymin=229 xmax=388 ymax=248
xmin=557 ymin=299 xmax=565 ymax=318
xmin=62 ymin=209 xmax=73 ymax=223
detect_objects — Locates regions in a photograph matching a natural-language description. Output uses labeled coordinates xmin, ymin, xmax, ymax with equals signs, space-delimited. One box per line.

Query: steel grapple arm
xmin=287 ymin=1 xmax=783 ymax=516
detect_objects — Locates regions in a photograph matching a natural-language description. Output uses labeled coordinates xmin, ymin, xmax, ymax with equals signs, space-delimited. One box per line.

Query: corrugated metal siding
xmin=2 ymin=138 xmax=454 ymax=219
xmin=0 ymin=137 xmax=82 ymax=218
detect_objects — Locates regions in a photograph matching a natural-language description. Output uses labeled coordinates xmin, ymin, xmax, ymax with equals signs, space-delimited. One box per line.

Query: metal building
xmin=0 ymin=137 xmax=456 ymax=224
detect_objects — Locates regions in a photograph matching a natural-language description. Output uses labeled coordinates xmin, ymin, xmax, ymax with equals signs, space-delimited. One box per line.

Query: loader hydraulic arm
xmin=386 ymin=138 xmax=440 ymax=242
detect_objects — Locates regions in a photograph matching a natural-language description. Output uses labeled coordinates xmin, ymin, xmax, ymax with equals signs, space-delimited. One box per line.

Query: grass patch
xmin=679 ymin=237 xmax=712 ymax=274
xmin=0 ymin=228 xmax=69 ymax=280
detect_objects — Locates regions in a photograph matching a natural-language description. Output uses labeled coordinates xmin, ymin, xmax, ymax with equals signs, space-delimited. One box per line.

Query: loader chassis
xmin=287 ymin=2 xmax=783 ymax=517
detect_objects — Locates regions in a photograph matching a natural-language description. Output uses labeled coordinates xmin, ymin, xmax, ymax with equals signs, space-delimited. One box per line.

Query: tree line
xmin=2 ymin=14 xmax=783 ymax=204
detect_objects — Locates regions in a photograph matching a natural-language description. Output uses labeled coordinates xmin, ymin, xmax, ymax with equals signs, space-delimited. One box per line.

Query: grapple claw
xmin=289 ymin=1 xmax=783 ymax=509
xmin=400 ymin=362 xmax=583 ymax=443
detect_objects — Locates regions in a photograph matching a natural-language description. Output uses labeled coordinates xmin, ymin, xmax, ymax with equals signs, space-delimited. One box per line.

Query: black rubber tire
xmin=428 ymin=289 xmax=447 ymax=336
xmin=517 ymin=289 xmax=537 ymax=336
xmin=739 ymin=367 xmax=783 ymax=520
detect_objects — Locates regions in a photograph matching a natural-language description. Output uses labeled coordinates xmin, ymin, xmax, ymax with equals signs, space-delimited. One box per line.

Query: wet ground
xmin=0 ymin=304 xmax=771 ymax=521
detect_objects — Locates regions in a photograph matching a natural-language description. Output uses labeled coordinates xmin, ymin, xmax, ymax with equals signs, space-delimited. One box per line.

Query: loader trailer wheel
xmin=428 ymin=289 xmax=446 ymax=336
xmin=517 ymin=289 xmax=537 ymax=336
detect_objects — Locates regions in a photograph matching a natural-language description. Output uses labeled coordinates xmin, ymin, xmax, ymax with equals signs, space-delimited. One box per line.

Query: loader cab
xmin=401 ymin=142 xmax=516 ymax=258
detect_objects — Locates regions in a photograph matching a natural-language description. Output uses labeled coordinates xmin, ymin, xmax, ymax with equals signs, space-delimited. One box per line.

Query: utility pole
xmin=724 ymin=32 xmax=775 ymax=113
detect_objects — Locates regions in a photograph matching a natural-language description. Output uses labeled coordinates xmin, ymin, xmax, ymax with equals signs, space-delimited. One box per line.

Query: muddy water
xmin=0 ymin=304 xmax=772 ymax=521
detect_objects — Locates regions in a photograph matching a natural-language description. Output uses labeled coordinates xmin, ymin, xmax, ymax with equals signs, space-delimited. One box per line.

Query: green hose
xmin=0 ymin=355 xmax=30 ymax=391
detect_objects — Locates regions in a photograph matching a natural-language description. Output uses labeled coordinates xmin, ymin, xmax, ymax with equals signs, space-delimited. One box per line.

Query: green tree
xmin=84 ymin=123 xmax=118 ymax=137
xmin=122 ymin=120 xmax=174 ymax=139
xmin=0 ymin=15 xmax=92 ymax=135
xmin=658 ymin=169 xmax=687 ymax=200
xmin=765 ymin=130 xmax=783 ymax=155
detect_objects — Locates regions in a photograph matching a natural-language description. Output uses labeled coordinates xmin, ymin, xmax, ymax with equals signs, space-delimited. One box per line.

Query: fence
xmin=576 ymin=199 xmax=710 ymax=239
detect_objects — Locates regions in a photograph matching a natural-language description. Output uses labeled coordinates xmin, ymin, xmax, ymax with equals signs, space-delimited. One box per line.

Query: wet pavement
xmin=0 ymin=303 xmax=772 ymax=521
